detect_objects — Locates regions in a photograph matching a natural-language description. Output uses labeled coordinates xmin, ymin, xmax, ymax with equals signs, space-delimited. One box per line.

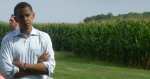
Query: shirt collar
xmin=30 ymin=27 xmax=38 ymax=35
xmin=15 ymin=26 xmax=39 ymax=38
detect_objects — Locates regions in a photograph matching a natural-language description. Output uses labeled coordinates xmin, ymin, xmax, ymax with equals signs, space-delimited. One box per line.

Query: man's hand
xmin=9 ymin=15 xmax=18 ymax=30
xmin=38 ymin=51 xmax=50 ymax=63
xmin=13 ymin=58 xmax=25 ymax=71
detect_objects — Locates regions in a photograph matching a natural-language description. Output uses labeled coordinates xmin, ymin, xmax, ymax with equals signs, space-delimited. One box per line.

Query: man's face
xmin=15 ymin=7 xmax=34 ymax=31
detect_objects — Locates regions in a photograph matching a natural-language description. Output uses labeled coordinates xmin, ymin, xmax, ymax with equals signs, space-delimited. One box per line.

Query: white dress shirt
xmin=0 ymin=27 xmax=55 ymax=79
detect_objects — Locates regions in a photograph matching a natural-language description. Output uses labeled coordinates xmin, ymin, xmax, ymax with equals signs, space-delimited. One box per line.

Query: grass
xmin=54 ymin=51 xmax=150 ymax=79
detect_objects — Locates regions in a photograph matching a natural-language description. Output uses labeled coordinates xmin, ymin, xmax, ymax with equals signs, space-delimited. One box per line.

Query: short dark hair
xmin=14 ymin=2 xmax=33 ymax=16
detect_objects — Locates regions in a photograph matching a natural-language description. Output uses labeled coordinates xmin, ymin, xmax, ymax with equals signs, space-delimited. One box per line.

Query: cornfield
xmin=1 ymin=19 xmax=150 ymax=69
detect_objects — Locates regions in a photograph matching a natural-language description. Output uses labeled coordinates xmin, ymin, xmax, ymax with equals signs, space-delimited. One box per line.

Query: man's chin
xmin=20 ymin=26 xmax=32 ymax=31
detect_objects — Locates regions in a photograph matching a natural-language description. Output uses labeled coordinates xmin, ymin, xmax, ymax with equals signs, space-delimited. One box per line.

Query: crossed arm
xmin=13 ymin=51 xmax=50 ymax=77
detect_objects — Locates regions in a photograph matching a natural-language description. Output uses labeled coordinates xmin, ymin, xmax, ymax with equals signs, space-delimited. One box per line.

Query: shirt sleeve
xmin=42 ymin=33 xmax=56 ymax=77
xmin=0 ymin=41 xmax=19 ymax=79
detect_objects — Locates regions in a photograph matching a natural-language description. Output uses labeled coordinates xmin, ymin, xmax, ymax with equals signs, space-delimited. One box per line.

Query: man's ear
xmin=33 ymin=12 xmax=35 ymax=19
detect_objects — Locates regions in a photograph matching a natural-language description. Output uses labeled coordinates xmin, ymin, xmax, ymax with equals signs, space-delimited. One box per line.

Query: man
xmin=0 ymin=2 xmax=55 ymax=79
xmin=1 ymin=15 xmax=19 ymax=45
xmin=0 ymin=14 xmax=18 ymax=79
xmin=0 ymin=74 xmax=5 ymax=79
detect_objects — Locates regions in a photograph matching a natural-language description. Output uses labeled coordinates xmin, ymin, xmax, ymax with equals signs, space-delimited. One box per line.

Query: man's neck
xmin=20 ymin=27 xmax=32 ymax=34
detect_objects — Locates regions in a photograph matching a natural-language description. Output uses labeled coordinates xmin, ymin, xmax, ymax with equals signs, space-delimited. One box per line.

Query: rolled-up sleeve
xmin=0 ymin=41 xmax=19 ymax=79
xmin=42 ymin=34 xmax=56 ymax=76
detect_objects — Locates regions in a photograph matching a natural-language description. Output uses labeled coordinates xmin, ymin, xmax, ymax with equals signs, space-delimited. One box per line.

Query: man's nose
xmin=23 ymin=16 xmax=28 ymax=21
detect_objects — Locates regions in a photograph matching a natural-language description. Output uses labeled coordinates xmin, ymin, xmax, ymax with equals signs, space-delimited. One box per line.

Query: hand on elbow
xmin=38 ymin=51 xmax=50 ymax=63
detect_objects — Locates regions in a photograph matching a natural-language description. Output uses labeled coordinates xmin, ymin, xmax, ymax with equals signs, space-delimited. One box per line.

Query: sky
xmin=0 ymin=0 xmax=150 ymax=23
